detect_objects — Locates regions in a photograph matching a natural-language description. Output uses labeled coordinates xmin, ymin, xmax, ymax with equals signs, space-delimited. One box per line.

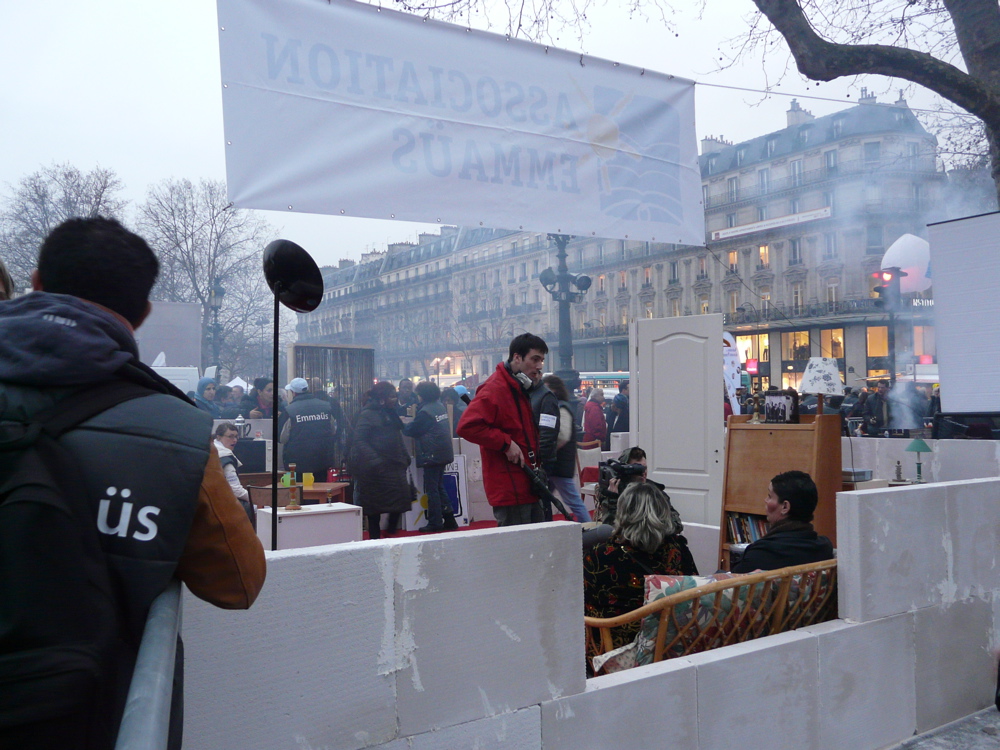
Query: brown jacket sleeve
xmin=175 ymin=445 xmax=266 ymax=609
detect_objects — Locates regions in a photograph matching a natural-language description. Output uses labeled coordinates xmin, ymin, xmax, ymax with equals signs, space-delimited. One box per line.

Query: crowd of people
xmin=732 ymin=378 xmax=941 ymax=436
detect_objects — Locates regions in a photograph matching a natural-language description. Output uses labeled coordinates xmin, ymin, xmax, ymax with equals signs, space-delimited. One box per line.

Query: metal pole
xmin=888 ymin=310 xmax=897 ymax=388
xmin=271 ymin=287 xmax=280 ymax=551
xmin=553 ymin=235 xmax=573 ymax=375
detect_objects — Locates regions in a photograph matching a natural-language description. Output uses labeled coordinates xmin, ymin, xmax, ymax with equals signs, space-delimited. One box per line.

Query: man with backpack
xmin=0 ymin=217 xmax=266 ymax=748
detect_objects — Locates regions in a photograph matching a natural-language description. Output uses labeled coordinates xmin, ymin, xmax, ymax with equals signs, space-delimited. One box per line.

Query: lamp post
xmin=208 ymin=276 xmax=226 ymax=372
xmin=539 ymin=235 xmax=591 ymax=390
xmin=430 ymin=356 xmax=451 ymax=383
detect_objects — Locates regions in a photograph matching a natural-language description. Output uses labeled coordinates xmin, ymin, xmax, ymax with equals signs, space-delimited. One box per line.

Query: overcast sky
xmin=1 ymin=1 xmax=945 ymax=268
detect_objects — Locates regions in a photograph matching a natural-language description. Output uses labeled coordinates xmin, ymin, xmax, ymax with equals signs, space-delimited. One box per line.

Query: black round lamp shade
xmin=262 ymin=239 xmax=324 ymax=313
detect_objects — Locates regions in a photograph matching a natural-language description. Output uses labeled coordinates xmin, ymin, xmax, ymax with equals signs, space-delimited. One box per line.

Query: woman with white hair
xmin=583 ymin=482 xmax=697 ymax=648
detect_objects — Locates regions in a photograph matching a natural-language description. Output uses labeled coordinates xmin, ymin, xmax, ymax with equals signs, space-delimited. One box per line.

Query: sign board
xmin=403 ymin=454 xmax=471 ymax=530
xmin=216 ymin=0 xmax=704 ymax=244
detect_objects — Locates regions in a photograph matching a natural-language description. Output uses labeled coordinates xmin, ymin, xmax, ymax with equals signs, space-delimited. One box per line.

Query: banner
xmin=216 ymin=0 xmax=704 ymax=244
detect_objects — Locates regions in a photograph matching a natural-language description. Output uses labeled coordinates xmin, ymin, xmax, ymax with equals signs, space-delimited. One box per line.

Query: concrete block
xmin=914 ymin=598 xmax=995 ymax=732
xmin=684 ymin=522 xmax=722 ymax=576
xmin=183 ymin=543 xmax=398 ymax=750
xmin=392 ymin=523 xmax=586 ymax=737
xmin=541 ymin=658 xmax=697 ymax=750
xmin=837 ymin=484 xmax=948 ymax=622
xmin=693 ymin=630 xmax=819 ymax=750
xmin=811 ymin=615 xmax=916 ymax=750
xmin=934 ymin=440 xmax=1000 ymax=483
xmin=945 ymin=479 xmax=1000 ymax=599
xmin=406 ymin=707 xmax=539 ymax=750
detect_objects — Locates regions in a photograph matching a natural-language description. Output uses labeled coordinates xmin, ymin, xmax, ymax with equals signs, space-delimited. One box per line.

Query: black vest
xmin=284 ymin=392 xmax=335 ymax=472
xmin=412 ymin=401 xmax=455 ymax=467
xmin=60 ymin=393 xmax=211 ymax=641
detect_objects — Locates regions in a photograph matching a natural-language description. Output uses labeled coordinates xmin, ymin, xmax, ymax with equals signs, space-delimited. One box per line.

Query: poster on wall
xmin=403 ymin=454 xmax=471 ymax=531
xmin=723 ymin=331 xmax=741 ymax=416
xmin=216 ymin=0 xmax=704 ymax=244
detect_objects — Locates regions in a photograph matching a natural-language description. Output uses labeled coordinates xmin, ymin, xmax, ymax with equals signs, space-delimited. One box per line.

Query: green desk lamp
xmin=905 ymin=438 xmax=932 ymax=483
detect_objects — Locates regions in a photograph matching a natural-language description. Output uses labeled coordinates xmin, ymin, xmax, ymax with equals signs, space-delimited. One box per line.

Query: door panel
xmin=634 ymin=315 xmax=724 ymax=525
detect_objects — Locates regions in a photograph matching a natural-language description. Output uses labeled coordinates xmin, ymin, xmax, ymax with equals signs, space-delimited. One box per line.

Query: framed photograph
xmin=764 ymin=393 xmax=796 ymax=424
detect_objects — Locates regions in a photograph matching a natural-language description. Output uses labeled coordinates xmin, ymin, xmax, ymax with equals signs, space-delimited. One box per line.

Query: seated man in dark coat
xmin=731 ymin=470 xmax=834 ymax=573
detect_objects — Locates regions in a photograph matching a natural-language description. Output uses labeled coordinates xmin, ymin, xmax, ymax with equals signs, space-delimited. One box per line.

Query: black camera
xmin=598 ymin=458 xmax=646 ymax=489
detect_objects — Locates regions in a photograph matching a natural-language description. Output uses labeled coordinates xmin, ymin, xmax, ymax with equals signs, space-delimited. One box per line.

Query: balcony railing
xmin=723 ymin=297 xmax=884 ymax=325
xmin=704 ymin=157 xmax=941 ymax=209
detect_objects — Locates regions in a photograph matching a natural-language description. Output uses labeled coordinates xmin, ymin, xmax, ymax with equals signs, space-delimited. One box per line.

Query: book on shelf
xmin=726 ymin=512 xmax=768 ymax=545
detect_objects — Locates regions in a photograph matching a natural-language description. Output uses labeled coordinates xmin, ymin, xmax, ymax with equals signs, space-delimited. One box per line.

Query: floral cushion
xmin=592 ymin=568 xmax=835 ymax=674
xmin=593 ymin=573 xmax=747 ymax=674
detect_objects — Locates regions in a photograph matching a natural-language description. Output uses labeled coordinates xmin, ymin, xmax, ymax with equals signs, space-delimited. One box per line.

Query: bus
xmin=577 ymin=371 xmax=629 ymax=399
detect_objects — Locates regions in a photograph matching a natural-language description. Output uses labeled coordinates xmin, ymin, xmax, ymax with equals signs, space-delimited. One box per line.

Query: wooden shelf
xmin=718 ymin=414 xmax=842 ymax=570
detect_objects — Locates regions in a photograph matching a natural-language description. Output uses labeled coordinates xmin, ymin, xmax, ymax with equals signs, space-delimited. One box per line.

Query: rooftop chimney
xmin=859 ymin=87 xmax=877 ymax=105
xmin=786 ymin=99 xmax=815 ymax=127
xmin=338 ymin=258 xmax=355 ymax=269
xmin=700 ymin=135 xmax=731 ymax=155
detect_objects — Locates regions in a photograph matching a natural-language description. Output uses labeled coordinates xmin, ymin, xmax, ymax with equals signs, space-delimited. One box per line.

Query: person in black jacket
xmin=348 ymin=382 xmax=411 ymax=539
xmin=731 ymin=470 xmax=834 ymax=573
xmin=280 ymin=378 xmax=335 ymax=487
xmin=403 ymin=381 xmax=458 ymax=532
xmin=540 ymin=375 xmax=589 ymax=522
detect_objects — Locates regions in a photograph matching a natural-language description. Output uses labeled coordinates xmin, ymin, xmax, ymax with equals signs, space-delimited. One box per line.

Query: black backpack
xmin=0 ymin=380 xmax=153 ymax=749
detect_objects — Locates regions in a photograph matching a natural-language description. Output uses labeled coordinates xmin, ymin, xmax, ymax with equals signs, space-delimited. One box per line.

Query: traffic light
xmin=872 ymin=267 xmax=906 ymax=311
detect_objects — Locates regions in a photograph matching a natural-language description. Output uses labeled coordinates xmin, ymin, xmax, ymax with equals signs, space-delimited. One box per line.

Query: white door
xmin=632 ymin=315 xmax=724 ymax=525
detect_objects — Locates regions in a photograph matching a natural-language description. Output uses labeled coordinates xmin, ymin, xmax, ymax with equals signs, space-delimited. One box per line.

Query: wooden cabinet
xmin=717 ymin=414 xmax=841 ymax=570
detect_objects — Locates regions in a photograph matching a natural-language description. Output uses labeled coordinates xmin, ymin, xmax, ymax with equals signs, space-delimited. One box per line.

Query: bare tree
xmin=0 ymin=163 xmax=127 ymax=287
xmin=746 ymin=0 xmax=1000 ymax=201
xmin=137 ymin=178 xmax=277 ymax=376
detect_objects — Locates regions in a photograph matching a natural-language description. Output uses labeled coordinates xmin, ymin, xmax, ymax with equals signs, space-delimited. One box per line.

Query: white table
xmin=257 ymin=502 xmax=363 ymax=550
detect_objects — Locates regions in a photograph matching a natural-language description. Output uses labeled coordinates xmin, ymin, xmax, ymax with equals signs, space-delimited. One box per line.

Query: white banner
xmin=216 ymin=0 xmax=704 ymax=244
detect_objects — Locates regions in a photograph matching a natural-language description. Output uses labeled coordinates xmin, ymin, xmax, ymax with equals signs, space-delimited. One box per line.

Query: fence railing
xmin=114 ymin=580 xmax=182 ymax=750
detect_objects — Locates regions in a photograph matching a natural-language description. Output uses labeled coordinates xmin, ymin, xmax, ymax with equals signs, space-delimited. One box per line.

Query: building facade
xmin=298 ymin=93 xmax=944 ymax=389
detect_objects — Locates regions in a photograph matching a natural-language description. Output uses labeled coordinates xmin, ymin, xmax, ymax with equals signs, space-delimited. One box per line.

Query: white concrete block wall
xmin=838 ymin=478 xmax=1000 ymax=622
xmin=179 ymin=474 xmax=1000 ymax=750
xmin=183 ymin=523 xmax=584 ymax=750
xmin=692 ymin=630 xmax=820 ymax=750
xmin=913 ymin=598 xmax=995 ymax=733
xmin=541 ymin=658 xmax=698 ymax=750
xmin=812 ymin=615 xmax=916 ymax=749
xmin=837 ymin=484 xmax=950 ymax=622
xmin=391 ymin=527 xmax=585 ymax=736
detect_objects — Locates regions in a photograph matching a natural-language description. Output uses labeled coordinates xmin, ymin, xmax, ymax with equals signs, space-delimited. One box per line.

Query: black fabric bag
xmin=0 ymin=381 xmax=153 ymax=749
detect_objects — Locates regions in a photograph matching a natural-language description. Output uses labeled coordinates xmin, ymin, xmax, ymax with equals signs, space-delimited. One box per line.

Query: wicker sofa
xmin=585 ymin=559 xmax=838 ymax=674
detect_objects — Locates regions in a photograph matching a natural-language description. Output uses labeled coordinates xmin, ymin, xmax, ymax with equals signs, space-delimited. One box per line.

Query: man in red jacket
xmin=457 ymin=333 xmax=548 ymax=526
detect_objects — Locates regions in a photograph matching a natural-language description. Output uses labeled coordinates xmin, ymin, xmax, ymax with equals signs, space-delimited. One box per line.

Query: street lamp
xmin=208 ymin=276 xmax=226 ymax=372
xmin=539 ymin=235 xmax=592 ymax=390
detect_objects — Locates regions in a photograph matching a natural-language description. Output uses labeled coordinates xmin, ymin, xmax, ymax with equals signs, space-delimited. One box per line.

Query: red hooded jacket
xmin=457 ymin=362 xmax=540 ymax=507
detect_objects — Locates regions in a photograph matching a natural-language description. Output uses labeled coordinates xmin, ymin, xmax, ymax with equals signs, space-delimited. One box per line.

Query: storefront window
xmin=821 ymin=328 xmax=844 ymax=359
xmin=781 ymin=331 xmax=811 ymax=361
xmin=867 ymin=326 xmax=888 ymax=357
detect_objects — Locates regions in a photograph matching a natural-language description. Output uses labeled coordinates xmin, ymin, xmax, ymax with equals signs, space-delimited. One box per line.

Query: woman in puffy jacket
xmin=348 ymin=381 xmax=412 ymax=539
xmin=582 ymin=387 xmax=608 ymax=446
